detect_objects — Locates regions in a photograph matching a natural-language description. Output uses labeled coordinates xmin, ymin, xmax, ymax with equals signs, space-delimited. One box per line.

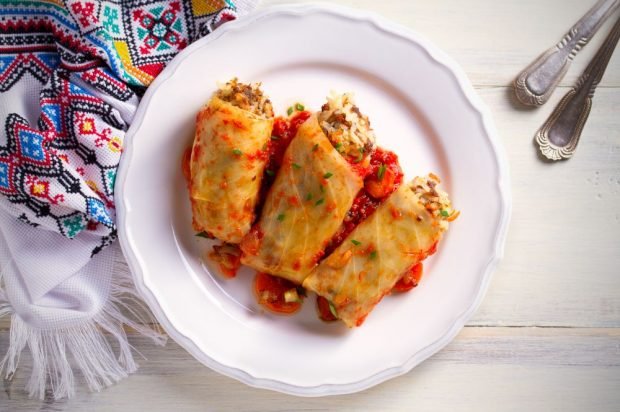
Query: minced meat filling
xmin=217 ymin=78 xmax=274 ymax=118
xmin=318 ymin=92 xmax=376 ymax=161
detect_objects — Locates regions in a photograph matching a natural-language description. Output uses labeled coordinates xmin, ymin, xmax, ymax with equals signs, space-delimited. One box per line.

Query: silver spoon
xmin=514 ymin=0 xmax=619 ymax=106
xmin=535 ymin=15 xmax=620 ymax=161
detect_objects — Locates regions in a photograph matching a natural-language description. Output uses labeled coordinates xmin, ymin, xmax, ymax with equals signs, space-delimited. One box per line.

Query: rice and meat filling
xmin=318 ymin=92 xmax=376 ymax=161
xmin=409 ymin=174 xmax=459 ymax=228
xmin=217 ymin=78 xmax=274 ymax=118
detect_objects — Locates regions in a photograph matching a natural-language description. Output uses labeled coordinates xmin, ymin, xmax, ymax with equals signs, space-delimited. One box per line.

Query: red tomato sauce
xmin=254 ymin=272 xmax=304 ymax=315
xmin=316 ymin=296 xmax=338 ymax=322
xmin=245 ymin=148 xmax=269 ymax=163
xmin=182 ymin=147 xmax=192 ymax=186
xmin=209 ymin=244 xmax=242 ymax=279
xmin=392 ymin=262 xmax=423 ymax=293
xmin=368 ymin=147 xmax=403 ymax=185
xmin=350 ymin=162 xmax=372 ymax=179
xmin=257 ymin=111 xmax=311 ymax=207
xmin=325 ymin=147 xmax=403 ymax=256
xmin=239 ymin=224 xmax=263 ymax=256
xmin=263 ymin=112 xmax=311 ymax=179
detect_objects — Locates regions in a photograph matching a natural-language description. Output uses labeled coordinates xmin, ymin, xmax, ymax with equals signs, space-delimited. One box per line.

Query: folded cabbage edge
xmin=240 ymin=115 xmax=363 ymax=284
xmin=190 ymin=96 xmax=273 ymax=243
xmin=303 ymin=179 xmax=451 ymax=327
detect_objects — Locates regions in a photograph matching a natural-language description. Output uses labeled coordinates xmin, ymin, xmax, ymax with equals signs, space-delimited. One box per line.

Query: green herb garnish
xmin=232 ymin=148 xmax=243 ymax=156
xmin=320 ymin=185 xmax=325 ymax=193
xmin=277 ymin=213 xmax=285 ymax=221
xmin=377 ymin=164 xmax=386 ymax=180
xmin=351 ymin=239 xmax=361 ymax=246
xmin=292 ymin=163 xmax=301 ymax=169
xmin=334 ymin=142 xmax=343 ymax=151
xmin=328 ymin=301 xmax=338 ymax=318
xmin=323 ymin=172 xmax=333 ymax=179
xmin=306 ymin=193 xmax=313 ymax=201
xmin=315 ymin=198 xmax=324 ymax=206
xmin=287 ymin=106 xmax=294 ymax=116
xmin=440 ymin=209 xmax=450 ymax=217
xmin=312 ymin=143 xmax=319 ymax=152
xmin=369 ymin=250 xmax=377 ymax=260
xmin=265 ymin=169 xmax=275 ymax=177
xmin=295 ymin=103 xmax=305 ymax=111
xmin=195 ymin=231 xmax=213 ymax=239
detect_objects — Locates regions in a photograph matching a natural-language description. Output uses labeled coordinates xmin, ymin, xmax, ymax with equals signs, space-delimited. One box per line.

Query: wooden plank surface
xmin=1 ymin=0 xmax=619 ymax=410
xmin=2 ymin=328 xmax=619 ymax=411
xmin=472 ymin=87 xmax=620 ymax=328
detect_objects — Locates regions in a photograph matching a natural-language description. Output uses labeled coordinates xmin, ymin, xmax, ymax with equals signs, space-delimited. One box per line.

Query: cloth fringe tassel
xmin=0 ymin=270 xmax=167 ymax=400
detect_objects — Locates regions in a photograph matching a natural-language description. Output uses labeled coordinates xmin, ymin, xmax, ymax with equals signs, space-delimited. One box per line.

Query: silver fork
xmin=535 ymin=15 xmax=620 ymax=161
xmin=514 ymin=0 xmax=619 ymax=106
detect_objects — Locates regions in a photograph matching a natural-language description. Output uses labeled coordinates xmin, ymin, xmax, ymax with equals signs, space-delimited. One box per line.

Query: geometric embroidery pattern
xmin=67 ymin=0 xmax=102 ymax=35
xmin=0 ymin=0 xmax=239 ymax=253
xmin=132 ymin=2 xmax=188 ymax=57
xmin=102 ymin=3 xmax=124 ymax=39
xmin=0 ymin=52 xmax=61 ymax=92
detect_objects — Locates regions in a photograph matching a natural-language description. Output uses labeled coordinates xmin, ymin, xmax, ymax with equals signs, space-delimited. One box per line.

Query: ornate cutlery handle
xmin=515 ymin=0 xmax=619 ymax=106
xmin=535 ymin=16 xmax=620 ymax=161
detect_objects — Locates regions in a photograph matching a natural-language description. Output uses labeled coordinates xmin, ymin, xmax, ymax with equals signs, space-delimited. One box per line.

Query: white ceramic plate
xmin=117 ymin=4 xmax=510 ymax=396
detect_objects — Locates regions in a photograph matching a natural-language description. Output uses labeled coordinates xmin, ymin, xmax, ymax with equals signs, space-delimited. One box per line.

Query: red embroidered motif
xmin=25 ymin=175 xmax=65 ymax=205
xmin=68 ymin=0 xmax=100 ymax=34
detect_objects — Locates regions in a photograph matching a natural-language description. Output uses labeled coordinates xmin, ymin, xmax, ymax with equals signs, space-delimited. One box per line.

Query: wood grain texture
xmin=1 ymin=328 xmax=619 ymax=411
xmin=1 ymin=0 xmax=619 ymax=410
xmin=471 ymin=87 xmax=620 ymax=328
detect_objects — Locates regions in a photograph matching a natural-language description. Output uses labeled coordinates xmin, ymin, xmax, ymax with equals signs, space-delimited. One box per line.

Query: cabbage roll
xmin=303 ymin=175 xmax=457 ymax=327
xmin=190 ymin=79 xmax=274 ymax=243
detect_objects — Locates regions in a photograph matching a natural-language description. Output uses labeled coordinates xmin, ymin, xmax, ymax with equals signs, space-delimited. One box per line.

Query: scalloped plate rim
xmin=116 ymin=3 xmax=511 ymax=397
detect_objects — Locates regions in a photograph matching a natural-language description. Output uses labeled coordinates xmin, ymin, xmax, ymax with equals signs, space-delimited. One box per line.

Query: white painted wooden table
xmin=2 ymin=0 xmax=619 ymax=410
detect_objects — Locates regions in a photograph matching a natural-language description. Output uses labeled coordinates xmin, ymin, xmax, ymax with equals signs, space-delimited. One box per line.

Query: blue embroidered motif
xmin=86 ymin=197 xmax=113 ymax=227
xmin=18 ymin=130 xmax=45 ymax=161
xmin=41 ymin=104 xmax=62 ymax=130
xmin=0 ymin=161 xmax=10 ymax=190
